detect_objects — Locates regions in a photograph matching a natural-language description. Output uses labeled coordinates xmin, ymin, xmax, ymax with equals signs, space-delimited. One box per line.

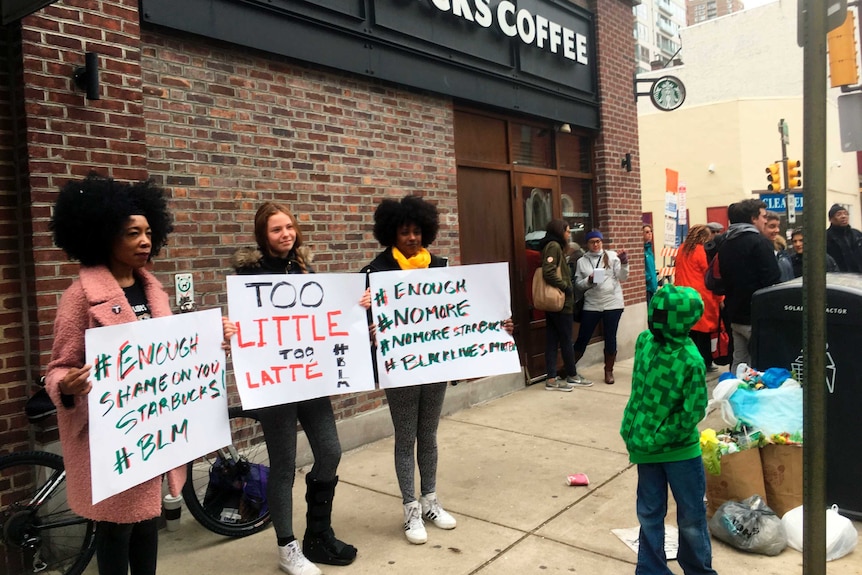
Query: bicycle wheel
xmin=0 ymin=451 xmax=96 ymax=575
xmin=182 ymin=407 xmax=271 ymax=537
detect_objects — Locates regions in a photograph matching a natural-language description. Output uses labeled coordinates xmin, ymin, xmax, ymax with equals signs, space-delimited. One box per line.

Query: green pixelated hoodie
xmin=620 ymin=284 xmax=707 ymax=464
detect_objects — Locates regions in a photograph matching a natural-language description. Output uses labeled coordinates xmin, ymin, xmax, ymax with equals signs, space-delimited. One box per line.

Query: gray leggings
xmin=385 ymin=382 xmax=447 ymax=504
xmin=256 ymin=396 xmax=342 ymax=539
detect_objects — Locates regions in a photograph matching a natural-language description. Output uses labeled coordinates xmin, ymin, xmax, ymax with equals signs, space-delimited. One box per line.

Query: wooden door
xmin=515 ymin=172 xmax=559 ymax=381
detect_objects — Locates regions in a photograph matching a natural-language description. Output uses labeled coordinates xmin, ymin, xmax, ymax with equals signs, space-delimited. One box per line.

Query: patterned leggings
xmin=385 ymin=382 xmax=447 ymax=504
xmin=256 ymin=396 xmax=342 ymax=540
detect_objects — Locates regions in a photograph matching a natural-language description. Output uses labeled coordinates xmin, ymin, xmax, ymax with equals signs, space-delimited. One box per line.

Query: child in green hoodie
xmin=620 ymin=284 xmax=718 ymax=575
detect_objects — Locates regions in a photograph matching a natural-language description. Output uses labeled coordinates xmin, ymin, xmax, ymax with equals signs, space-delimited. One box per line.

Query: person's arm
xmin=541 ymin=245 xmax=569 ymax=292
xmin=45 ymin=283 xmax=93 ymax=436
xmin=756 ymin=238 xmax=782 ymax=287
xmin=574 ymin=256 xmax=592 ymax=292
xmin=615 ymin=250 xmax=630 ymax=282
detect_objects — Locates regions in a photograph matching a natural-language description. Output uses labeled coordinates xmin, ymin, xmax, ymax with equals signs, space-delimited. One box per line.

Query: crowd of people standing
xmin=41 ymin=170 xmax=862 ymax=575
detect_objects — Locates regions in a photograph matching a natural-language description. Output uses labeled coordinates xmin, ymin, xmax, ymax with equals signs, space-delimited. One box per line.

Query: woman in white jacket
xmin=573 ymin=230 xmax=629 ymax=384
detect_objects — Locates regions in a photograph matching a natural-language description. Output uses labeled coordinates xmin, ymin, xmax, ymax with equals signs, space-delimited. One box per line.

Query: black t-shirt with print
xmin=123 ymin=280 xmax=151 ymax=320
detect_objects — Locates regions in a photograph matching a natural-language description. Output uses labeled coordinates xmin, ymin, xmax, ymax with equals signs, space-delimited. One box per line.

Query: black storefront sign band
xmin=141 ymin=0 xmax=599 ymax=128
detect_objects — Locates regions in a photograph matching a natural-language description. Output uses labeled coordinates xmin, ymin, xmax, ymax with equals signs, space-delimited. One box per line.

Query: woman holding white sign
xmin=360 ymin=195 xmax=455 ymax=546
xmin=361 ymin=195 xmax=514 ymax=546
xmin=573 ymin=229 xmax=629 ymax=384
xmin=231 ymin=201 xmax=358 ymax=575
xmin=46 ymin=174 xmax=236 ymax=575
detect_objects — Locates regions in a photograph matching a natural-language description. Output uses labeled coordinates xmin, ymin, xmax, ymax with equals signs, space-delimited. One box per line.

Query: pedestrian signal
xmin=766 ymin=163 xmax=782 ymax=191
xmin=787 ymin=159 xmax=801 ymax=189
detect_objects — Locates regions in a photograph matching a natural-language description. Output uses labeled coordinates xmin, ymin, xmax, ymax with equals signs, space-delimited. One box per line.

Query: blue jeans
xmin=544 ymin=310 xmax=575 ymax=378
xmin=573 ymin=308 xmax=623 ymax=356
xmin=635 ymin=457 xmax=717 ymax=575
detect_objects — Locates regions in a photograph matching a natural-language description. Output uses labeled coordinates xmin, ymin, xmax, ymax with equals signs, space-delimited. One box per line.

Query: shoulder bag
xmin=532 ymin=264 xmax=565 ymax=312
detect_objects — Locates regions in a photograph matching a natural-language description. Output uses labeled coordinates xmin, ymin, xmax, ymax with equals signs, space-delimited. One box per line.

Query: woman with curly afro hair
xmin=361 ymin=195 xmax=513 ymax=545
xmin=360 ymin=195 xmax=451 ymax=546
xmin=45 ymin=173 xmax=235 ymax=575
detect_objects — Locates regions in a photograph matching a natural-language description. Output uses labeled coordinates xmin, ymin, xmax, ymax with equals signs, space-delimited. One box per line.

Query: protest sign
xmin=227 ymin=273 xmax=375 ymax=409
xmin=368 ymin=262 xmax=519 ymax=388
xmin=86 ymin=308 xmax=230 ymax=504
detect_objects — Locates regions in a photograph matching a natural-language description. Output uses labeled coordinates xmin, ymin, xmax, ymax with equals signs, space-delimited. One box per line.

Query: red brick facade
xmin=0 ymin=0 xmax=641 ymax=450
xmin=591 ymin=0 xmax=643 ymax=304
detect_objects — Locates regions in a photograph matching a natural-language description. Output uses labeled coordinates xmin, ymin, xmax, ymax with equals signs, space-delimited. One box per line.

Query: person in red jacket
xmin=673 ymin=224 xmax=724 ymax=372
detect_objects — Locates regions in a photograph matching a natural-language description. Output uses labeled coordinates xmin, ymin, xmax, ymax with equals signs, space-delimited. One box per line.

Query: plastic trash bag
xmin=708 ymin=495 xmax=787 ymax=556
xmin=728 ymin=385 xmax=803 ymax=436
xmin=782 ymin=505 xmax=859 ymax=561
xmin=706 ymin=376 xmax=740 ymax=428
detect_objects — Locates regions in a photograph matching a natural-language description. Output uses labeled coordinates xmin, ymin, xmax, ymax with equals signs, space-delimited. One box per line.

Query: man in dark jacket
xmin=717 ymin=199 xmax=781 ymax=372
xmin=825 ymin=204 xmax=862 ymax=273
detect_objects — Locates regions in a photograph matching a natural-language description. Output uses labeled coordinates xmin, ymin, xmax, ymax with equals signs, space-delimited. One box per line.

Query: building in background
xmin=634 ymin=0 xmax=687 ymax=74
xmin=1 ymin=0 xmax=644 ymax=453
xmin=638 ymin=0 xmax=860 ymax=249
xmin=687 ymin=0 xmax=744 ymax=26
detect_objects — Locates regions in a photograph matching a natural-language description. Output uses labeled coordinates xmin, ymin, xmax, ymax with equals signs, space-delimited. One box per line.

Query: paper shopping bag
xmin=705 ymin=447 xmax=767 ymax=518
xmin=760 ymin=444 xmax=802 ymax=518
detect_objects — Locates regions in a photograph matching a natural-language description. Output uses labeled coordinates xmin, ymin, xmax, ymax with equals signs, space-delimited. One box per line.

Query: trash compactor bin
xmin=751 ymin=273 xmax=862 ymax=520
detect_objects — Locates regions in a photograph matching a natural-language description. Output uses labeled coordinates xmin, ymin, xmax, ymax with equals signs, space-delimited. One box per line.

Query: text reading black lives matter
xmin=373 ymin=277 xmax=516 ymax=374
xmin=234 ymin=279 xmax=354 ymax=390
xmin=92 ymin=334 xmax=225 ymax=475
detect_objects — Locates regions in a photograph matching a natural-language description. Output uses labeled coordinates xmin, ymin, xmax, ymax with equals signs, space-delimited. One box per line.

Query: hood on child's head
xmin=648 ymin=284 xmax=704 ymax=344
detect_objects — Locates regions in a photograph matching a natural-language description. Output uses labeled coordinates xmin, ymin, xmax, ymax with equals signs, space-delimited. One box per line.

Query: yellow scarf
xmin=392 ymin=247 xmax=431 ymax=269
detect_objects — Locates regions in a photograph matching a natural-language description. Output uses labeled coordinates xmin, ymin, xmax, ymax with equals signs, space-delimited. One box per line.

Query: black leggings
xmin=95 ymin=517 xmax=159 ymax=575
xmin=256 ymin=396 xmax=342 ymax=540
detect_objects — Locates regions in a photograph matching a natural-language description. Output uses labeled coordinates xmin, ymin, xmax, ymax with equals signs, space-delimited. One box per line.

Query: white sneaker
xmin=419 ymin=492 xmax=457 ymax=530
xmin=278 ymin=540 xmax=322 ymax=575
xmin=403 ymin=501 xmax=427 ymax=544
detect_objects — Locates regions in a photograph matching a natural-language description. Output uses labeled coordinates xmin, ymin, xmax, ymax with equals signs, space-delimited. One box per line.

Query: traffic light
xmin=787 ymin=159 xmax=802 ymax=189
xmin=827 ymin=12 xmax=859 ymax=88
xmin=766 ymin=163 xmax=782 ymax=191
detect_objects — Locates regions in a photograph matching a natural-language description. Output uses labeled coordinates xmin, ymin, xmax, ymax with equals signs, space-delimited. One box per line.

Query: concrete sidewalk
xmin=147 ymin=358 xmax=861 ymax=575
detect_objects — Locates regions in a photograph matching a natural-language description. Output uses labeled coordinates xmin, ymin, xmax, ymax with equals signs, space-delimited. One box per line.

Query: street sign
xmin=837 ymin=92 xmax=862 ymax=152
xmin=761 ymin=193 xmax=804 ymax=212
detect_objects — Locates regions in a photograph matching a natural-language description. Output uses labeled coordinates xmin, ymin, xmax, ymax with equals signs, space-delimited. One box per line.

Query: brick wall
xmin=139 ymin=31 xmax=458 ymax=418
xmin=591 ymin=0 xmax=644 ymax=305
xmin=0 ymin=25 xmax=32 ymax=452
xmin=20 ymin=0 xmax=147 ymax=363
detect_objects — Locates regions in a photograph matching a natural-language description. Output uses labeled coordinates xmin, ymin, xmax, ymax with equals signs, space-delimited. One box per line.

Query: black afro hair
xmin=372 ymin=194 xmax=440 ymax=248
xmin=51 ymin=173 xmax=173 ymax=266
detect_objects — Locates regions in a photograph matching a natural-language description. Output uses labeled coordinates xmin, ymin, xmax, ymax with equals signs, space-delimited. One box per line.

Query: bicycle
xmin=1 ymin=384 xmax=272 ymax=575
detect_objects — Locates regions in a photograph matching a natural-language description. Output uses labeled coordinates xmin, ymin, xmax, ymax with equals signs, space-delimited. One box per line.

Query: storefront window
xmin=561 ymin=178 xmax=593 ymax=246
xmin=524 ymin=187 xmax=552 ymax=249
xmin=511 ymin=123 xmax=554 ymax=169
xmin=557 ymin=132 xmax=592 ymax=173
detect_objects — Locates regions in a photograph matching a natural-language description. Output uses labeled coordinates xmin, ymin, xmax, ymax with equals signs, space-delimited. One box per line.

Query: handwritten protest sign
xmin=368 ymin=262 xmax=519 ymax=388
xmin=227 ymin=273 xmax=375 ymax=409
xmin=86 ymin=309 xmax=230 ymax=504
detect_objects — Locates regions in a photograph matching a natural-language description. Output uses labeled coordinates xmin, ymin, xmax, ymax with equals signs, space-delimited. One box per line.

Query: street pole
xmin=778 ymin=119 xmax=796 ymax=223
xmin=801 ymin=0 xmax=828 ymax=572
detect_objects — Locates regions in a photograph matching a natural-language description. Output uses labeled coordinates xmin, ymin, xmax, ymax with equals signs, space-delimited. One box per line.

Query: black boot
xmin=302 ymin=475 xmax=357 ymax=566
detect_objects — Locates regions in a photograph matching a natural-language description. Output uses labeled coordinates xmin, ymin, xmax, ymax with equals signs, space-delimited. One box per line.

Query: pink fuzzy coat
xmin=46 ymin=266 xmax=186 ymax=523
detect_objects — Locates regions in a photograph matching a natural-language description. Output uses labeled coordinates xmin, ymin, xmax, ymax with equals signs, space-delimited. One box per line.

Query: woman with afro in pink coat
xmin=46 ymin=174 xmax=234 ymax=575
